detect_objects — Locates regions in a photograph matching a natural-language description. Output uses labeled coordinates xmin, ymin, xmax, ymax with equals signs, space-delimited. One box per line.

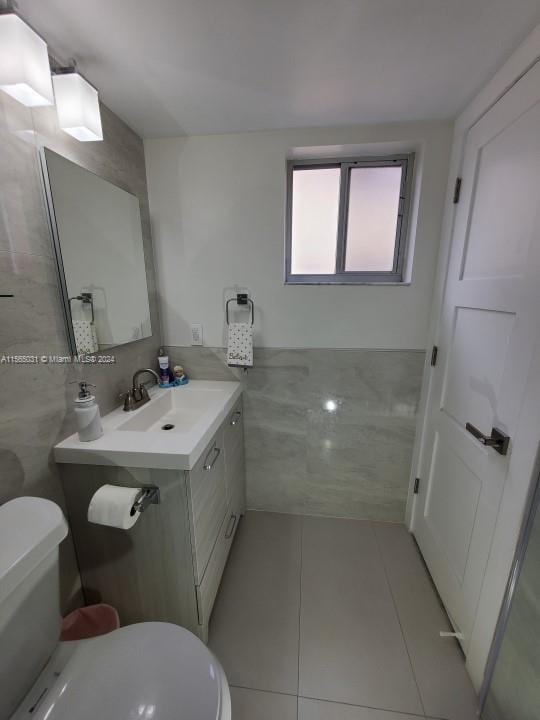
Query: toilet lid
xmin=30 ymin=623 xmax=226 ymax=720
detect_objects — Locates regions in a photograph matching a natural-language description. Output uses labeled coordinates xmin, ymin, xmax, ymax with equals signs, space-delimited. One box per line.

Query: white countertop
xmin=54 ymin=380 xmax=243 ymax=471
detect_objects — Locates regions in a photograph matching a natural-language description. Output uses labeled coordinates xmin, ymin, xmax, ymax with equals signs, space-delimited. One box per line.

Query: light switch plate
xmin=190 ymin=323 xmax=203 ymax=346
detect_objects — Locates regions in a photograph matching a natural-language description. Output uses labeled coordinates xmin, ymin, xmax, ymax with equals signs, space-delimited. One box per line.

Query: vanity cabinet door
xmin=188 ymin=429 xmax=227 ymax=583
xmin=196 ymin=505 xmax=240 ymax=639
xmin=224 ymin=397 xmax=246 ymax=514
xmin=196 ymin=398 xmax=246 ymax=638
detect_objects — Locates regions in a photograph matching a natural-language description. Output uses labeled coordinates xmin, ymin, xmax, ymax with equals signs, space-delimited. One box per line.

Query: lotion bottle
xmin=71 ymin=381 xmax=103 ymax=442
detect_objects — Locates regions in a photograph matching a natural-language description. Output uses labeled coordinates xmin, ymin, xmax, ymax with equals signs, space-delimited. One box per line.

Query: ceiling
xmin=18 ymin=0 xmax=540 ymax=138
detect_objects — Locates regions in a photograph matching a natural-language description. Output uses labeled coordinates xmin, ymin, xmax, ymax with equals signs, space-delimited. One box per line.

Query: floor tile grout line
xmin=296 ymin=515 xmax=304 ymax=718
xmin=229 ymin=684 xmax=448 ymax=720
xmin=229 ymin=684 xmax=298 ymax=699
xmin=370 ymin=520 xmax=428 ymax=718
xmin=298 ymin=693 xmax=448 ymax=719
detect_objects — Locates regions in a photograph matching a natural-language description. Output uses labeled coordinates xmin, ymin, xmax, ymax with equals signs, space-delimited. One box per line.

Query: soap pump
xmin=71 ymin=381 xmax=103 ymax=442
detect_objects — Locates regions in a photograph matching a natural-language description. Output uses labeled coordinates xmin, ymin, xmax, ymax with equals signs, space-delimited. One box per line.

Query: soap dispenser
xmin=71 ymin=381 xmax=103 ymax=442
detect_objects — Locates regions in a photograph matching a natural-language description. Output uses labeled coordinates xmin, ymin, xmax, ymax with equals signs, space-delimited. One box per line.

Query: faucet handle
xmin=123 ymin=389 xmax=136 ymax=412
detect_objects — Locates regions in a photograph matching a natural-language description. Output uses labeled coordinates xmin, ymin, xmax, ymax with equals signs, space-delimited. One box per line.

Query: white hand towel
xmin=227 ymin=323 xmax=253 ymax=367
xmin=73 ymin=320 xmax=99 ymax=354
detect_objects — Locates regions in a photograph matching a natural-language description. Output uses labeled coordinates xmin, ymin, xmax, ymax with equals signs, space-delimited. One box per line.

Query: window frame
xmin=285 ymin=153 xmax=415 ymax=285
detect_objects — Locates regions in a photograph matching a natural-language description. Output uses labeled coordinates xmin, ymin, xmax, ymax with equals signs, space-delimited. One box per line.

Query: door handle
xmin=465 ymin=423 xmax=510 ymax=456
xmin=230 ymin=411 xmax=242 ymax=426
xmin=203 ymin=446 xmax=221 ymax=470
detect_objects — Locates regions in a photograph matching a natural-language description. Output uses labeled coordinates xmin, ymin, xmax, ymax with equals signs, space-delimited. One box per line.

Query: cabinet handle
xmin=203 ymin=446 xmax=221 ymax=470
xmin=225 ymin=513 xmax=238 ymax=539
xmin=230 ymin=411 xmax=242 ymax=426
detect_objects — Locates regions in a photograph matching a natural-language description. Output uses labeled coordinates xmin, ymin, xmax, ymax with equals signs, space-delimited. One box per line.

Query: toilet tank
xmin=0 ymin=497 xmax=68 ymax=720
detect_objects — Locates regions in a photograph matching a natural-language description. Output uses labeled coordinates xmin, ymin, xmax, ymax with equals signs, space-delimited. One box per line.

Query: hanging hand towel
xmin=73 ymin=320 xmax=99 ymax=354
xmin=227 ymin=323 xmax=253 ymax=368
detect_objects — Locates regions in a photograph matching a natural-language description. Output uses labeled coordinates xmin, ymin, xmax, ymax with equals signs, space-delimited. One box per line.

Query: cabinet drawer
xmin=188 ymin=430 xmax=227 ymax=583
xmin=196 ymin=501 xmax=241 ymax=629
xmin=224 ymin=397 xmax=245 ymax=511
xmin=224 ymin=397 xmax=244 ymax=456
xmin=227 ymin=436 xmax=246 ymax=514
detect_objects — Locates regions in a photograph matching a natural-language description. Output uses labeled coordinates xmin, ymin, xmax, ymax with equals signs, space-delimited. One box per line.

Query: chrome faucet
xmin=123 ymin=368 xmax=160 ymax=411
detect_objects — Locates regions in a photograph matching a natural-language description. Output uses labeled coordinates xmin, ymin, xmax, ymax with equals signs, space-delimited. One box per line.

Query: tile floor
xmin=209 ymin=511 xmax=479 ymax=720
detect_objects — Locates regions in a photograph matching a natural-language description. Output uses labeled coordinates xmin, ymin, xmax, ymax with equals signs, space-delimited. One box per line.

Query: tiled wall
xmin=166 ymin=346 xmax=424 ymax=521
xmin=0 ymin=92 xmax=161 ymax=608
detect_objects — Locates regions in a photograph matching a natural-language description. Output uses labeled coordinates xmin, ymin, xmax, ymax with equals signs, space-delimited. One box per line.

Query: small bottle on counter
xmin=72 ymin=381 xmax=103 ymax=442
xmin=158 ymin=348 xmax=174 ymax=384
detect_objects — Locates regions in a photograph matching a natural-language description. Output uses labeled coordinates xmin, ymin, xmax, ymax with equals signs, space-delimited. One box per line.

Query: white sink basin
xmin=117 ymin=385 xmax=230 ymax=433
xmin=54 ymin=380 xmax=242 ymax=470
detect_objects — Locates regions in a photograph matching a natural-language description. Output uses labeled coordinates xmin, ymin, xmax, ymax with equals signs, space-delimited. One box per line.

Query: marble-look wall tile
xmin=164 ymin=345 xmax=241 ymax=382
xmin=0 ymin=91 xmax=162 ymax=610
xmin=166 ymin=346 xmax=424 ymax=521
xmin=0 ymin=99 xmax=51 ymax=257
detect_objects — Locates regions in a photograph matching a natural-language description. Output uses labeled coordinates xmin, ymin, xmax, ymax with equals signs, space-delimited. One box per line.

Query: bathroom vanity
xmin=55 ymin=381 xmax=245 ymax=642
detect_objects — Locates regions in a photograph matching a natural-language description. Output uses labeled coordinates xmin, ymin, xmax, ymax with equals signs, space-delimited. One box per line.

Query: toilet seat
xmin=13 ymin=622 xmax=231 ymax=720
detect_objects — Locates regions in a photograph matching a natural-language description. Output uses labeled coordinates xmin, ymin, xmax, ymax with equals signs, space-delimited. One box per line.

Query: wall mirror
xmin=40 ymin=148 xmax=152 ymax=355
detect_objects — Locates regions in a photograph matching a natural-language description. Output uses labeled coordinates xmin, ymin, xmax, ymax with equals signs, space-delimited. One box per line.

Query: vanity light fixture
xmin=0 ymin=12 xmax=54 ymax=107
xmin=52 ymin=68 xmax=103 ymax=141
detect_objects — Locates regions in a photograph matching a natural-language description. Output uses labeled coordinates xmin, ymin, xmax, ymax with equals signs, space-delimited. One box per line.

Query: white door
xmin=413 ymin=60 xmax=540 ymax=651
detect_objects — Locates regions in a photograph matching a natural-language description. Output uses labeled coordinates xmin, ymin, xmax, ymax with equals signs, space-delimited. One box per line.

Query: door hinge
xmin=431 ymin=345 xmax=438 ymax=366
xmin=414 ymin=477 xmax=420 ymax=494
xmin=453 ymin=177 xmax=462 ymax=204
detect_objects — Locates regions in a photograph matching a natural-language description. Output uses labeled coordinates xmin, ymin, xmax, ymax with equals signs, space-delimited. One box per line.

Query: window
xmin=285 ymin=155 xmax=414 ymax=284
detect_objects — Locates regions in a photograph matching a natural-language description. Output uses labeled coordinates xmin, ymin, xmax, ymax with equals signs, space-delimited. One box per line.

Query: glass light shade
xmin=0 ymin=14 xmax=54 ymax=107
xmin=52 ymin=72 xmax=103 ymax=141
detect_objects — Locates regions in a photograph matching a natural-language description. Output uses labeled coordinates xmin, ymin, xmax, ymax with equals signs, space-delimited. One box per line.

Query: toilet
xmin=0 ymin=497 xmax=231 ymax=720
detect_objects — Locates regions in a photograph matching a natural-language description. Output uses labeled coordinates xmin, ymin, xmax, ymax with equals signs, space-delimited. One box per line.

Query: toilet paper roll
xmin=87 ymin=485 xmax=142 ymax=529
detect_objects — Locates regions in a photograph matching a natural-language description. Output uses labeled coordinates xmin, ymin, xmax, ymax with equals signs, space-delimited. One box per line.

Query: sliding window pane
xmin=345 ymin=166 xmax=402 ymax=272
xmin=291 ymin=167 xmax=340 ymax=274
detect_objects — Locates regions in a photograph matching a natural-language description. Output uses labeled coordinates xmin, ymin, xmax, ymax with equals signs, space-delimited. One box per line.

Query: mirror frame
xmin=39 ymin=147 xmax=77 ymax=354
xmin=38 ymin=146 xmax=151 ymax=356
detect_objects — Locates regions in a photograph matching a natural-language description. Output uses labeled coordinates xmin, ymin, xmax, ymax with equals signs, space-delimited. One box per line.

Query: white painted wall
xmin=145 ymin=121 xmax=452 ymax=350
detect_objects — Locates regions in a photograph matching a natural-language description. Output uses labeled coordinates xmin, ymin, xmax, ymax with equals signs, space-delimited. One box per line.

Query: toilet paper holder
xmin=132 ymin=486 xmax=160 ymax=515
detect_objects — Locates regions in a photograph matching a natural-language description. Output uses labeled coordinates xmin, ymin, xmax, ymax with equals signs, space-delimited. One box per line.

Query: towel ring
xmin=226 ymin=293 xmax=254 ymax=326
xmin=69 ymin=292 xmax=95 ymax=323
